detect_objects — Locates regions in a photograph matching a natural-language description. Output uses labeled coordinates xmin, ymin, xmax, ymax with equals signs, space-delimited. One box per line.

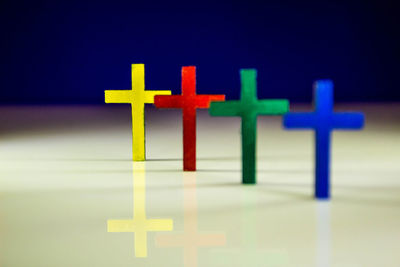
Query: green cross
xmin=209 ymin=69 xmax=289 ymax=184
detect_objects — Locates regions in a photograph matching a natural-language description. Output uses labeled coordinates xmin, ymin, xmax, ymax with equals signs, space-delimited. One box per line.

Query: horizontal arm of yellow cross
xmin=145 ymin=219 xmax=173 ymax=231
xmin=107 ymin=219 xmax=136 ymax=232
xmin=144 ymin=90 xmax=171 ymax=104
xmin=105 ymin=90 xmax=134 ymax=104
xmin=107 ymin=218 xmax=173 ymax=232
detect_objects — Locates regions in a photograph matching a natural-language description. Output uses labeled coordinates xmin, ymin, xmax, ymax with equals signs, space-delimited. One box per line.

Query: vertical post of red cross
xmin=154 ymin=66 xmax=225 ymax=171
xmin=182 ymin=67 xmax=197 ymax=171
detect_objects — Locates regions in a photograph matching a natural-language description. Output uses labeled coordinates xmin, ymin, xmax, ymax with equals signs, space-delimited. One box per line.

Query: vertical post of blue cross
xmin=283 ymin=80 xmax=365 ymax=200
xmin=315 ymin=81 xmax=333 ymax=199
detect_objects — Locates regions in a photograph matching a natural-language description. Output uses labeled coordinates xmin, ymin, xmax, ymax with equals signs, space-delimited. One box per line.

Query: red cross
xmin=154 ymin=66 xmax=225 ymax=171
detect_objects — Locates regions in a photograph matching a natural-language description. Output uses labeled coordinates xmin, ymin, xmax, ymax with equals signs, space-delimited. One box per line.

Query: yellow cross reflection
xmin=156 ymin=173 xmax=226 ymax=267
xmin=107 ymin=162 xmax=173 ymax=257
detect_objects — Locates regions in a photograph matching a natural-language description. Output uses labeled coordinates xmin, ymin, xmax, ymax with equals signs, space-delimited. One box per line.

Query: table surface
xmin=0 ymin=104 xmax=399 ymax=267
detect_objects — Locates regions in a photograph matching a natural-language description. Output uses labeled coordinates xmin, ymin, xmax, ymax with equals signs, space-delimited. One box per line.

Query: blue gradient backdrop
xmin=0 ymin=0 xmax=399 ymax=104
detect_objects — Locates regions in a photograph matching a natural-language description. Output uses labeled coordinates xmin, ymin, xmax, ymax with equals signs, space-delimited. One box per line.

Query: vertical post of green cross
xmin=209 ymin=69 xmax=289 ymax=184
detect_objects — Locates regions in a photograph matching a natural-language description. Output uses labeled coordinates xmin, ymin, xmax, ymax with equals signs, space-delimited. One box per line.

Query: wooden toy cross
xmin=154 ymin=66 xmax=225 ymax=171
xmin=105 ymin=64 xmax=171 ymax=161
xmin=107 ymin=162 xmax=173 ymax=257
xmin=209 ymin=69 xmax=289 ymax=184
xmin=283 ymin=80 xmax=364 ymax=199
xmin=156 ymin=173 xmax=226 ymax=267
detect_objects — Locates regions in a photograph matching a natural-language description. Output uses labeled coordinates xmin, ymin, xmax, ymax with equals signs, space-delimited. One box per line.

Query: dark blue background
xmin=1 ymin=0 xmax=399 ymax=104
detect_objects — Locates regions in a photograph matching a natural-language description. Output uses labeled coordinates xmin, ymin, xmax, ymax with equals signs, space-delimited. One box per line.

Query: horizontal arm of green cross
xmin=209 ymin=99 xmax=289 ymax=117
xmin=256 ymin=99 xmax=289 ymax=115
xmin=209 ymin=100 xmax=243 ymax=117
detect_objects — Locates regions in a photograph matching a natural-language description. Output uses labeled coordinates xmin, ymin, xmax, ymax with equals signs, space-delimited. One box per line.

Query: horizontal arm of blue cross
xmin=284 ymin=112 xmax=364 ymax=130
xmin=284 ymin=79 xmax=364 ymax=130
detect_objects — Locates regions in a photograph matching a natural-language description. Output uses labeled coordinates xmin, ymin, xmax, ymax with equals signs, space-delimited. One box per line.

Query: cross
xmin=155 ymin=173 xmax=226 ymax=267
xmin=107 ymin=162 xmax=173 ymax=257
xmin=105 ymin=64 xmax=171 ymax=161
xmin=283 ymin=80 xmax=364 ymax=199
xmin=209 ymin=69 xmax=289 ymax=184
xmin=154 ymin=66 xmax=225 ymax=171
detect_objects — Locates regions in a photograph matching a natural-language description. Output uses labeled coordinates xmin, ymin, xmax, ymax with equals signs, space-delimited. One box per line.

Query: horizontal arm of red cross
xmin=154 ymin=95 xmax=183 ymax=108
xmin=154 ymin=94 xmax=225 ymax=109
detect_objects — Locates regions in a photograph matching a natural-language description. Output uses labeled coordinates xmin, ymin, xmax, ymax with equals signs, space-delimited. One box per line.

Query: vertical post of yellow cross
xmin=105 ymin=64 xmax=171 ymax=161
xmin=107 ymin=162 xmax=173 ymax=257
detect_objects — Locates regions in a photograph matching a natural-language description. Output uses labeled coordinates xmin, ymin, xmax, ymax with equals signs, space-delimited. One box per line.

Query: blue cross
xmin=283 ymin=80 xmax=365 ymax=200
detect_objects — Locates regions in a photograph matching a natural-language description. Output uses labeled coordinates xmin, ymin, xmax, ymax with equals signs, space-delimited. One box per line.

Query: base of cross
xmin=132 ymin=158 xmax=146 ymax=162
xmin=243 ymin=178 xmax=256 ymax=184
xmin=315 ymin=188 xmax=330 ymax=200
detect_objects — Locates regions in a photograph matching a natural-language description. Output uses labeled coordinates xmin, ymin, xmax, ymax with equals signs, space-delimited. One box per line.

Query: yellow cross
xmin=107 ymin=162 xmax=173 ymax=257
xmin=105 ymin=64 xmax=171 ymax=161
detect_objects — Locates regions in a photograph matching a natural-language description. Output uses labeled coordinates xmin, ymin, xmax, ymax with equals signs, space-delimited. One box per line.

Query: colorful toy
xmin=283 ymin=80 xmax=364 ymax=199
xmin=105 ymin=64 xmax=171 ymax=161
xmin=154 ymin=66 xmax=225 ymax=171
xmin=209 ymin=69 xmax=289 ymax=184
